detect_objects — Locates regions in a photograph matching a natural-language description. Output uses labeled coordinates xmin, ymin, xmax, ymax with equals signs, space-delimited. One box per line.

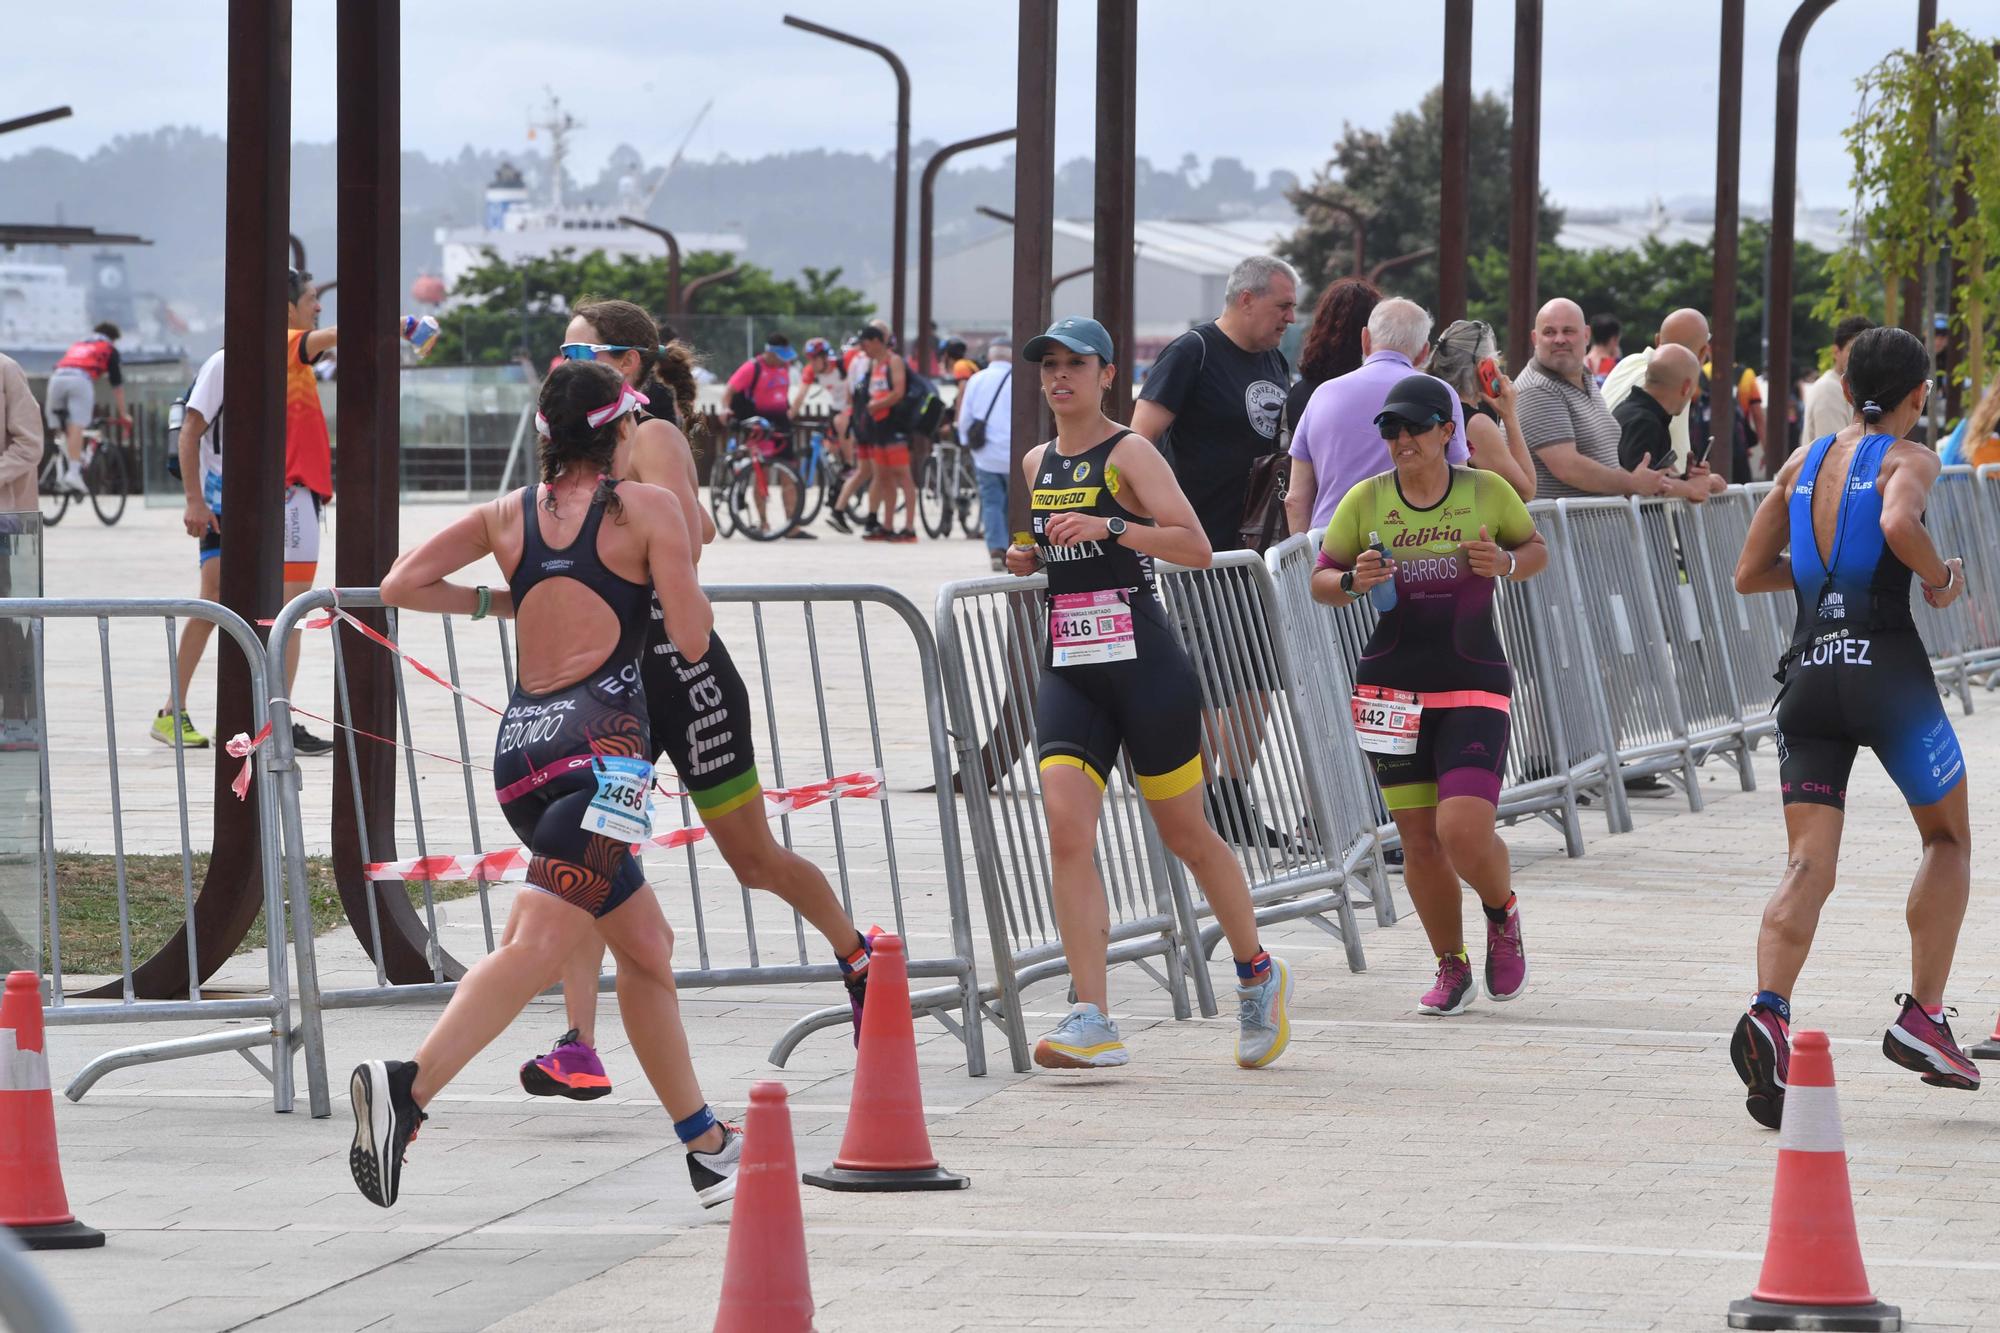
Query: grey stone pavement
xmin=14 ymin=504 xmax=2000 ymax=1331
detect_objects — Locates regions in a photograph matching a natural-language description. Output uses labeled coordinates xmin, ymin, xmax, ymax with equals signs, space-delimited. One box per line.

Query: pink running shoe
xmin=1882 ymin=994 xmax=1981 ymax=1091
xmin=1484 ymin=899 xmax=1528 ymax=1001
xmin=519 ymin=1028 xmax=613 ymax=1101
xmin=1418 ymin=953 xmax=1476 ymax=1016
xmin=1731 ymin=1005 xmax=1790 ymax=1129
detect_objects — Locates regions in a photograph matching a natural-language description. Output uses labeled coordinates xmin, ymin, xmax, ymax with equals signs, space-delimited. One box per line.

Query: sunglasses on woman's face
xmin=1377 ymin=416 xmax=1442 ymax=441
xmin=558 ymin=342 xmax=637 ymax=362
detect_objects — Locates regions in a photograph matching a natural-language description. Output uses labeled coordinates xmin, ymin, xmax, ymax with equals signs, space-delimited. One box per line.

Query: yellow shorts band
xmin=1039 ymin=754 xmax=1107 ymax=791
xmin=1135 ymin=754 xmax=1204 ymax=802
xmin=1382 ymin=781 xmax=1440 ymax=811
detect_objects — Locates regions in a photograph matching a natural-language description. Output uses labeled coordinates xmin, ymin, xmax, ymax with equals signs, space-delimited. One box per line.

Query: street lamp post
xmin=619 ymin=215 xmax=683 ymax=316
xmin=918 ymin=129 xmax=1015 ymax=373
xmin=783 ymin=15 xmax=910 ymax=352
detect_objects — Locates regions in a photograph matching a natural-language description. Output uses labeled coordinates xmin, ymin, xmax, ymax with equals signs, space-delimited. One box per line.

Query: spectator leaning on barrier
xmin=1612 ymin=344 xmax=1707 ymax=500
xmin=1286 ymin=297 xmax=1468 ymax=535
xmin=1600 ymin=307 xmax=1721 ymax=490
xmin=1130 ymin=255 xmax=1297 ymax=850
xmin=957 ymin=338 xmax=1014 ymax=571
xmin=1515 ymin=297 xmax=1671 ymax=501
xmin=1801 ymin=316 xmax=1877 ymax=446
xmin=1427 ymin=318 xmax=1536 ymax=502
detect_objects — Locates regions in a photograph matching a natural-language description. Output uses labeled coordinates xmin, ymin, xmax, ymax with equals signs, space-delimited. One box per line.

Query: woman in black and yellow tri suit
xmin=1005 ymin=316 xmax=1291 ymax=1072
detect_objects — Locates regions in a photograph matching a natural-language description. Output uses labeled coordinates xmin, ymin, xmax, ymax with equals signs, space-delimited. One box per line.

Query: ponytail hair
xmin=1843 ymin=326 xmax=1929 ymax=428
xmin=645 ymin=339 xmax=701 ymax=430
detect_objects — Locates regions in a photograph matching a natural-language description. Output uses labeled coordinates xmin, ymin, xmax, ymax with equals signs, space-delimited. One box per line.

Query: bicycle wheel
xmin=728 ymin=461 xmax=801 ymax=542
xmin=708 ymin=451 xmax=738 ymax=539
xmin=88 ymin=443 xmax=128 ymax=525
xmin=917 ymin=454 xmax=954 ymax=539
xmin=37 ymin=452 xmax=68 ymax=527
xmin=793 ymin=447 xmax=827 ymax=528
xmin=955 ymin=459 xmax=984 ymax=539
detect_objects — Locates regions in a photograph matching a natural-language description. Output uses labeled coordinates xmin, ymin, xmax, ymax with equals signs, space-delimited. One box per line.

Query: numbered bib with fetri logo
xmin=1351 ymin=685 xmax=1422 ymax=755
xmin=583 ymin=755 xmax=654 ymax=842
xmin=1050 ymin=589 xmax=1137 ymax=667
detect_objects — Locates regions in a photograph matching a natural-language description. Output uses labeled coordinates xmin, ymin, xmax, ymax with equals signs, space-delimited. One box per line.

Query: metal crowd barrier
xmin=1915 ymin=465 xmax=2000 ymax=708
xmin=0 ymin=1232 xmax=76 ymax=1333
xmin=1685 ymin=485 xmax=1791 ymax=742
xmin=934 ymin=572 xmax=1203 ymax=1074
xmin=267 ymin=583 xmax=989 ymax=1078
xmin=0 ymin=598 xmax=324 ymax=1113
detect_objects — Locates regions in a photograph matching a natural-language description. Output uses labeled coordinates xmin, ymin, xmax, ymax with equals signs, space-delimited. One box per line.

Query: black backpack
xmin=891 ymin=361 xmax=946 ymax=436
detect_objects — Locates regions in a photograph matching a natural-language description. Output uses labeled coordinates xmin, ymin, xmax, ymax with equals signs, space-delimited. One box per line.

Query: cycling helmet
xmin=741 ymin=416 xmax=775 ymax=435
xmin=803 ymin=336 xmax=833 ymax=358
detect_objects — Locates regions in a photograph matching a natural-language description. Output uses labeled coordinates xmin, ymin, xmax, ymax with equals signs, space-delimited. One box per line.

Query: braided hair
xmin=536 ymin=360 xmax=626 ymax=520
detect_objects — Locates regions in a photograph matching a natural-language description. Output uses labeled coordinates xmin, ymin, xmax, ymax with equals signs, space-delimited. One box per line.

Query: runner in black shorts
xmin=505 ymin=301 xmax=876 ymax=1103
xmin=1729 ymin=325 xmax=1977 ymax=1129
xmin=349 ymin=359 xmax=743 ymax=1211
xmin=1006 ymin=316 xmax=1291 ymax=1073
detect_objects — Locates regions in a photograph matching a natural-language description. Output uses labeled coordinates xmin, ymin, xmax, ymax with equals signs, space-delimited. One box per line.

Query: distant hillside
xmin=0 ymin=127 xmax=1299 ymax=331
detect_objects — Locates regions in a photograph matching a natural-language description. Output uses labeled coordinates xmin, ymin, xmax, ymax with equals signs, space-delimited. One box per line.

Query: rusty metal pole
xmin=618 ymin=215 xmax=682 ymax=316
xmin=1008 ymin=0 xmax=1057 ymax=539
xmin=333 ymin=0 xmax=441 ymax=983
xmin=1438 ymin=0 xmax=1473 ymax=326
xmin=1767 ymin=0 xmax=1837 ymax=478
xmin=1710 ymin=0 xmax=1744 ymax=481
xmin=1902 ymin=0 xmax=1939 ymax=342
xmin=782 ymin=16 xmax=910 ymax=355
xmin=123 ymin=0 xmax=292 ymax=999
xmin=1504 ymin=0 xmax=1543 ymax=370
xmin=918 ymin=129 xmax=1016 ymax=374
xmin=1095 ymin=0 xmax=1138 ymax=423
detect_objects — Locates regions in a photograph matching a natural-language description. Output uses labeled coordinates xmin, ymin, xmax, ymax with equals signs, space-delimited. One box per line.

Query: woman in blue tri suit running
xmin=1730 ymin=326 xmax=1976 ymax=1130
xmin=347 ymin=361 xmax=745 ymax=1211
xmin=1004 ymin=316 xmax=1291 ymax=1072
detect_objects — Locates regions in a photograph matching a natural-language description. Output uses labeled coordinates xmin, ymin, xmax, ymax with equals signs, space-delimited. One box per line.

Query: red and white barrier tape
xmin=364 ymin=769 xmax=885 ymax=882
xmin=224 ymin=722 xmax=273 ymax=800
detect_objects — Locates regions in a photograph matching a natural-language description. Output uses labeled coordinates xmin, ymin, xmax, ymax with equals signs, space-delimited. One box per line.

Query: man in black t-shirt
xmin=1132 ymin=256 xmax=1297 ymax=554
xmin=1130 ymin=255 xmax=1298 ymax=849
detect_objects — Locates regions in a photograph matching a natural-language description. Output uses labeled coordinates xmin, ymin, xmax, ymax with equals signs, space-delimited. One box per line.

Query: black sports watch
xmin=1105 ymin=516 xmax=1128 ymax=541
xmin=1339 ymin=569 xmax=1356 ymax=596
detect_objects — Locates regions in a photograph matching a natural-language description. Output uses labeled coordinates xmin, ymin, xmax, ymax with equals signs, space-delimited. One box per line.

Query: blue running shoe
xmin=1033 ymin=1003 xmax=1129 ymax=1069
xmin=1235 ymin=957 xmax=1292 ymax=1068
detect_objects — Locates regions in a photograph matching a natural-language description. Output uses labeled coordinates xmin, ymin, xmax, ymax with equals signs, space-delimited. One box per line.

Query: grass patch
xmin=44 ymin=851 xmax=483 ymax=977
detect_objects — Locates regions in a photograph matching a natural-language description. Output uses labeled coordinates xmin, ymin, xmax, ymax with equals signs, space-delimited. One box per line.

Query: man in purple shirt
xmin=1285 ymin=298 xmax=1466 ymax=534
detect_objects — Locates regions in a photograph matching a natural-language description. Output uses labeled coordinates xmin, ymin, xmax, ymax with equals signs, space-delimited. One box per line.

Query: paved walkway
xmin=15 ymin=505 xmax=2000 ymax=1330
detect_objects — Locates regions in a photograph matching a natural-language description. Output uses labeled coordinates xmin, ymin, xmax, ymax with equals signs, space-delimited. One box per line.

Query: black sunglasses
xmin=1377 ymin=416 xmax=1443 ymax=441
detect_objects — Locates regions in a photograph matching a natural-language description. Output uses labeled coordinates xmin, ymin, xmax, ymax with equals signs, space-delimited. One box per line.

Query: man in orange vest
xmin=44 ymin=322 xmax=129 ymax=495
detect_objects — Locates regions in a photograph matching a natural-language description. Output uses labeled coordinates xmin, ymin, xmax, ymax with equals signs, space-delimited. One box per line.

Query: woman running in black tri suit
xmin=1005 ymin=316 xmax=1291 ymax=1072
xmin=349 ymin=360 xmax=744 ymax=1211
xmin=504 ymin=303 xmax=878 ymax=1104
xmin=1730 ymin=325 xmax=1976 ymax=1130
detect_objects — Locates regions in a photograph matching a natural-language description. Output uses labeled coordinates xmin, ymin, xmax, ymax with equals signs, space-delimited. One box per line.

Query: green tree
xmin=1282 ymin=87 xmax=1564 ymax=313
xmin=427 ymin=247 xmax=874 ymax=367
xmin=1821 ymin=22 xmax=2000 ymax=399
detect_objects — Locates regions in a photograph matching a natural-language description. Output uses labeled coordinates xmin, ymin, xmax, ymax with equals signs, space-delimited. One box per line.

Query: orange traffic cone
xmin=713 ymin=1081 xmax=814 ymax=1333
xmin=802 ymin=934 xmax=967 ymax=1192
xmin=1727 ymin=1030 xmax=1899 ymax=1331
xmin=1 ymin=971 xmax=103 ymax=1249
xmin=1968 ymin=1010 xmax=2000 ymax=1061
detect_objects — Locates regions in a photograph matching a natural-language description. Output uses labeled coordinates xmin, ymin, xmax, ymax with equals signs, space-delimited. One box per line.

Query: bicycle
xmin=791 ymin=420 xmax=831 ymax=529
xmin=720 ymin=418 xmax=803 ymax=542
xmin=37 ymin=416 xmax=129 ymax=527
xmin=917 ymin=436 xmax=983 ymax=540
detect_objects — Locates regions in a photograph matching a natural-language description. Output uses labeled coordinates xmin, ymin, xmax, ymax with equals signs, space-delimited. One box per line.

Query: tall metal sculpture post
xmin=1504 ymin=0 xmax=1543 ymax=369
xmin=1007 ymin=0 xmax=1057 ymax=538
xmin=1094 ymin=0 xmax=1138 ymax=422
xmin=1709 ymin=0 xmax=1745 ymax=481
xmin=1438 ymin=0 xmax=1473 ymax=327
xmin=919 ymin=129 xmax=1017 ymax=372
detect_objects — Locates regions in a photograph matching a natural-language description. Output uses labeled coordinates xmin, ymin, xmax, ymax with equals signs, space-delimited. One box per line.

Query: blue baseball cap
xmin=1022 ymin=316 xmax=1116 ymax=365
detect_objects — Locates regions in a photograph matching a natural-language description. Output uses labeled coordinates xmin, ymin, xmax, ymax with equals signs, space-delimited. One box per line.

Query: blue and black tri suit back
xmin=491 ymin=480 xmax=658 ymax=918
xmin=1774 ymin=432 xmax=1963 ymax=809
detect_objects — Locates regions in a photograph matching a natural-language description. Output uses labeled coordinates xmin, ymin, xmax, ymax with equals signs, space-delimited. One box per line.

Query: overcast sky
xmin=7 ymin=2 xmax=1995 ymax=212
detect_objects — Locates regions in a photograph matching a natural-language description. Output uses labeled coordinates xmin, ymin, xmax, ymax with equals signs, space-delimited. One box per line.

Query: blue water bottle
xmin=1367 ymin=530 xmax=1397 ymax=613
